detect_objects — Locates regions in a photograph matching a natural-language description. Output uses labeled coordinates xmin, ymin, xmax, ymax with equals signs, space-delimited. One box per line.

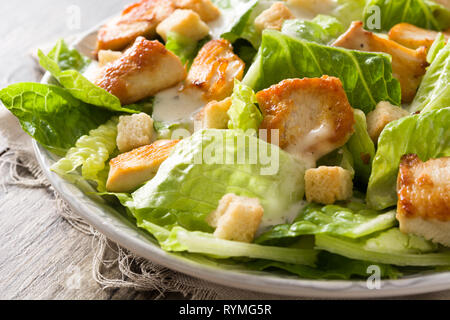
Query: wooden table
xmin=1 ymin=0 xmax=449 ymax=300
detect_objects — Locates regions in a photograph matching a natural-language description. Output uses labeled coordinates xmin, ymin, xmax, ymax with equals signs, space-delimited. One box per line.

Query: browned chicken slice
xmin=96 ymin=0 xmax=175 ymax=52
xmin=94 ymin=37 xmax=186 ymax=105
xmin=388 ymin=23 xmax=450 ymax=50
xmin=186 ymin=39 xmax=245 ymax=101
xmin=106 ymin=139 xmax=180 ymax=192
xmin=332 ymin=21 xmax=428 ymax=103
xmin=256 ymin=76 xmax=355 ymax=162
xmin=397 ymin=154 xmax=450 ymax=247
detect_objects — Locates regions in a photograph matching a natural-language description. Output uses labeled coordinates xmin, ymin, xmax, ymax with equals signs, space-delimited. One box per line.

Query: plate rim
xmin=32 ymin=22 xmax=450 ymax=299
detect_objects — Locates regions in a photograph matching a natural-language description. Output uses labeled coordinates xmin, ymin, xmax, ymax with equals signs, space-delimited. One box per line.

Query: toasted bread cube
xmin=98 ymin=50 xmax=123 ymax=67
xmin=174 ymin=0 xmax=220 ymax=22
xmin=397 ymin=154 xmax=450 ymax=247
xmin=305 ymin=166 xmax=353 ymax=204
xmin=96 ymin=0 xmax=175 ymax=52
xmin=254 ymin=2 xmax=295 ymax=32
xmin=117 ymin=113 xmax=155 ymax=153
xmin=107 ymin=139 xmax=179 ymax=192
xmin=257 ymin=76 xmax=355 ymax=161
xmin=207 ymin=194 xmax=264 ymax=243
xmin=95 ymin=37 xmax=186 ymax=105
xmin=186 ymin=39 xmax=245 ymax=101
xmin=157 ymin=9 xmax=210 ymax=42
xmin=366 ymin=101 xmax=409 ymax=143
xmin=195 ymin=98 xmax=232 ymax=129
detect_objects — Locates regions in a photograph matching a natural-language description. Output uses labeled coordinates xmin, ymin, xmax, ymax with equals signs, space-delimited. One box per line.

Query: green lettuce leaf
xmin=367 ymin=108 xmax=450 ymax=209
xmin=409 ymin=39 xmax=450 ymax=113
xmin=346 ymin=109 xmax=376 ymax=187
xmin=124 ymin=129 xmax=308 ymax=232
xmin=363 ymin=0 xmax=450 ymax=32
xmin=317 ymin=146 xmax=355 ymax=178
xmin=427 ymin=33 xmax=446 ymax=63
xmin=227 ymin=80 xmax=263 ymax=131
xmin=51 ymin=118 xmax=118 ymax=192
xmin=47 ymin=39 xmax=91 ymax=72
xmin=316 ymin=228 xmax=450 ymax=266
xmin=38 ymin=48 xmax=138 ymax=114
xmin=0 ymin=83 xmax=111 ymax=156
xmin=331 ymin=0 xmax=366 ymax=28
xmin=165 ymin=32 xmax=208 ymax=68
xmin=281 ymin=15 xmax=344 ymax=44
xmin=243 ymin=30 xmax=401 ymax=113
xmin=256 ymin=202 xmax=397 ymax=244
xmin=140 ymin=220 xmax=318 ymax=265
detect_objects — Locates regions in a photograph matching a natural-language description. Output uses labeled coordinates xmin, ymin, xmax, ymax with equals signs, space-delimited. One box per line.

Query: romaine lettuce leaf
xmin=51 ymin=118 xmax=118 ymax=192
xmin=346 ymin=109 xmax=376 ymax=187
xmin=331 ymin=0 xmax=366 ymax=28
xmin=256 ymin=202 xmax=397 ymax=244
xmin=38 ymin=48 xmax=138 ymax=114
xmin=243 ymin=30 xmax=401 ymax=113
xmin=281 ymin=15 xmax=344 ymax=44
xmin=227 ymin=80 xmax=263 ymax=131
xmin=0 ymin=83 xmax=111 ymax=156
xmin=165 ymin=32 xmax=208 ymax=68
xmin=363 ymin=0 xmax=450 ymax=32
xmin=124 ymin=129 xmax=308 ymax=232
xmin=140 ymin=220 xmax=318 ymax=265
xmin=427 ymin=33 xmax=446 ymax=63
xmin=47 ymin=39 xmax=91 ymax=72
xmin=367 ymin=108 xmax=450 ymax=209
xmin=317 ymin=146 xmax=355 ymax=178
xmin=409 ymin=39 xmax=450 ymax=113
xmin=316 ymin=228 xmax=450 ymax=266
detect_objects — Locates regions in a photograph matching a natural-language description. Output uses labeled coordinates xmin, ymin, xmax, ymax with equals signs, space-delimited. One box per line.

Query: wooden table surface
xmin=1 ymin=0 xmax=449 ymax=300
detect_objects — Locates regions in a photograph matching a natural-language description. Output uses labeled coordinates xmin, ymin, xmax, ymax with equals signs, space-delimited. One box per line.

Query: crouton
xmin=256 ymin=76 xmax=354 ymax=162
xmin=366 ymin=101 xmax=410 ymax=143
xmin=107 ymin=139 xmax=180 ymax=192
xmin=156 ymin=9 xmax=210 ymax=42
xmin=98 ymin=50 xmax=123 ymax=67
xmin=95 ymin=37 xmax=186 ymax=105
xmin=397 ymin=154 xmax=450 ymax=247
xmin=333 ymin=21 xmax=428 ymax=102
xmin=195 ymin=97 xmax=232 ymax=129
xmin=305 ymin=166 xmax=353 ymax=204
xmin=116 ymin=113 xmax=155 ymax=153
xmin=174 ymin=0 xmax=220 ymax=22
xmin=206 ymin=193 xmax=264 ymax=243
xmin=254 ymin=2 xmax=295 ymax=32
xmin=388 ymin=23 xmax=450 ymax=50
xmin=96 ymin=0 xmax=175 ymax=52
xmin=186 ymin=39 xmax=245 ymax=101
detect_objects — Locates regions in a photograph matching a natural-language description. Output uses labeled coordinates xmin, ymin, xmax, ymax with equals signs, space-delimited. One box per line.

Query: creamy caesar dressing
xmin=82 ymin=60 xmax=100 ymax=83
xmin=257 ymin=200 xmax=308 ymax=234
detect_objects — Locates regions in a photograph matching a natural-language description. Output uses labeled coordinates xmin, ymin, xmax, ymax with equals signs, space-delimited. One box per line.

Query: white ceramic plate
xmin=34 ymin=26 xmax=450 ymax=299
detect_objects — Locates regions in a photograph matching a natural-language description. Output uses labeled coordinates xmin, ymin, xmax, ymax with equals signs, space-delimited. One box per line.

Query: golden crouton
xmin=256 ymin=76 xmax=354 ymax=161
xmin=96 ymin=0 xmax=175 ymax=52
xmin=156 ymin=9 xmax=210 ymax=42
xmin=186 ymin=39 xmax=245 ymax=101
xmin=98 ymin=50 xmax=123 ymax=67
xmin=106 ymin=139 xmax=179 ymax=192
xmin=333 ymin=21 xmax=429 ymax=103
xmin=116 ymin=113 xmax=155 ymax=153
xmin=397 ymin=154 xmax=450 ymax=246
xmin=174 ymin=0 xmax=220 ymax=22
xmin=95 ymin=37 xmax=186 ymax=105
xmin=305 ymin=166 xmax=353 ymax=204
xmin=206 ymin=193 xmax=264 ymax=243
xmin=366 ymin=101 xmax=410 ymax=143
xmin=195 ymin=98 xmax=232 ymax=129
xmin=254 ymin=2 xmax=295 ymax=32
xmin=388 ymin=23 xmax=450 ymax=50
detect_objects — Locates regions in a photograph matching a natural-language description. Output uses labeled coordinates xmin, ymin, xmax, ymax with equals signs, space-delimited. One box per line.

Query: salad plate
xmin=30 ymin=21 xmax=450 ymax=299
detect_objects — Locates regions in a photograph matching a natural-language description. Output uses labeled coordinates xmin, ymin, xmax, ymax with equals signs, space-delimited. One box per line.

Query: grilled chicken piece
xmin=332 ymin=21 xmax=428 ymax=103
xmin=397 ymin=154 xmax=450 ymax=247
xmin=434 ymin=0 xmax=450 ymax=9
xmin=96 ymin=0 xmax=175 ymax=52
xmin=256 ymin=76 xmax=354 ymax=163
xmin=388 ymin=23 xmax=450 ymax=50
xmin=186 ymin=39 xmax=245 ymax=102
xmin=94 ymin=37 xmax=186 ymax=105
xmin=106 ymin=139 xmax=180 ymax=192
